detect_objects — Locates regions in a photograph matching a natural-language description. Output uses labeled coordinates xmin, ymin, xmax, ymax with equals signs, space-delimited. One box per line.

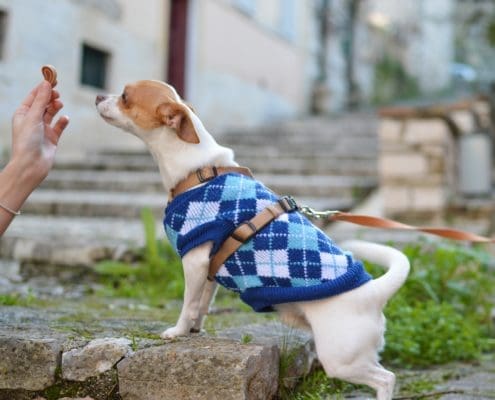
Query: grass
xmin=0 ymin=291 xmax=40 ymax=307
xmin=377 ymin=242 xmax=495 ymax=367
xmin=281 ymin=370 xmax=369 ymax=400
xmin=94 ymin=208 xmax=185 ymax=306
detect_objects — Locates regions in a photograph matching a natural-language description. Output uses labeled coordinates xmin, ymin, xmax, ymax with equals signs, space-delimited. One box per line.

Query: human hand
xmin=10 ymin=80 xmax=69 ymax=185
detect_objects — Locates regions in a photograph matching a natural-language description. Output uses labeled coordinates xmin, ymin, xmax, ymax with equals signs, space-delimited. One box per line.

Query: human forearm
xmin=0 ymin=159 xmax=42 ymax=235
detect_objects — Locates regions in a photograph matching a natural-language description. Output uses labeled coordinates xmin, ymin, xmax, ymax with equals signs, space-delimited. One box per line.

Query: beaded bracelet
xmin=0 ymin=201 xmax=21 ymax=216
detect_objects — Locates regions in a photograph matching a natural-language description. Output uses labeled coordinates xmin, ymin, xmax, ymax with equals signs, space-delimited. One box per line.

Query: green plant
xmin=486 ymin=17 xmax=495 ymax=46
xmin=241 ymin=333 xmax=253 ymax=344
xmin=0 ymin=291 xmax=37 ymax=306
xmin=94 ymin=208 xmax=184 ymax=305
xmin=367 ymin=242 xmax=495 ymax=367
xmin=372 ymin=54 xmax=419 ymax=105
xmin=282 ymin=369 xmax=367 ymax=400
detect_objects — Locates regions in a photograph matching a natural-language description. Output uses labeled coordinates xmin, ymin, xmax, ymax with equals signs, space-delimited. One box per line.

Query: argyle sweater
xmin=164 ymin=173 xmax=371 ymax=312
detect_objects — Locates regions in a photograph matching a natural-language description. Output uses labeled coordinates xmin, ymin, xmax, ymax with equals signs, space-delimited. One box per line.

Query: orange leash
xmin=299 ymin=205 xmax=495 ymax=243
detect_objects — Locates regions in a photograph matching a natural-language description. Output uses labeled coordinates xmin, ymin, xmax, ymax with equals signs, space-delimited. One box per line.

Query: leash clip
xmin=299 ymin=205 xmax=341 ymax=220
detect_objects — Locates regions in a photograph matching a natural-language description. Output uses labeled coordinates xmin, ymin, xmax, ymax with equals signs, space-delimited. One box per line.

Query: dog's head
xmin=95 ymin=80 xmax=200 ymax=144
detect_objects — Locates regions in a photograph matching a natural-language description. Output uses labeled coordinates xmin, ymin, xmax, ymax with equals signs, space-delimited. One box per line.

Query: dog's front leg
xmin=191 ymin=279 xmax=218 ymax=332
xmin=161 ymin=242 xmax=212 ymax=339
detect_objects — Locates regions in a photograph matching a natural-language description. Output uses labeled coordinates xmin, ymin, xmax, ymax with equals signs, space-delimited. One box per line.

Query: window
xmin=233 ymin=0 xmax=256 ymax=17
xmin=80 ymin=43 xmax=110 ymax=89
xmin=0 ymin=10 xmax=8 ymax=60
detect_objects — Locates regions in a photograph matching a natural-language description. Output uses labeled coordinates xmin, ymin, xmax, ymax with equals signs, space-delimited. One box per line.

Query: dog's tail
xmin=341 ymin=240 xmax=410 ymax=304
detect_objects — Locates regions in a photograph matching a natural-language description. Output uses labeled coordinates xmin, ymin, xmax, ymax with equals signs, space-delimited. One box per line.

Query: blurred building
xmin=0 ymin=0 xmax=459 ymax=157
xmin=178 ymin=0 xmax=318 ymax=132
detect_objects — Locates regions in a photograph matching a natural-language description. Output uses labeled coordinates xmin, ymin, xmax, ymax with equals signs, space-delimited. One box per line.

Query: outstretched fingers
xmin=47 ymin=115 xmax=70 ymax=146
xmin=43 ymin=99 xmax=63 ymax=125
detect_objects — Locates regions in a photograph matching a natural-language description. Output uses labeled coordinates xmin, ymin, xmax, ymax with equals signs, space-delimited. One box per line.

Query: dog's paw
xmin=160 ymin=326 xmax=189 ymax=339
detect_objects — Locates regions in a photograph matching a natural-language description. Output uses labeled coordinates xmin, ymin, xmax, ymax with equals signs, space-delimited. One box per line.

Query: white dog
xmin=96 ymin=80 xmax=410 ymax=400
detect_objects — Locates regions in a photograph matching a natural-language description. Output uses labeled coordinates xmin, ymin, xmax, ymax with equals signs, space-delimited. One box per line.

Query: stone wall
xmin=378 ymin=98 xmax=492 ymax=222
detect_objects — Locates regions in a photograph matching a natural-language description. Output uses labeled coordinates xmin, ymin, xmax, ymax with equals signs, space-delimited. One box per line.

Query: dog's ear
xmin=157 ymin=102 xmax=200 ymax=144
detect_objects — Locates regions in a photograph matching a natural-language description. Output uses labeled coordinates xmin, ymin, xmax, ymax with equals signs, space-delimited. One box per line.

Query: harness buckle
xmin=196 ymin=167 xmax=218 ymax=183
xmin=278 ymin=195 xmax=298 ymax=212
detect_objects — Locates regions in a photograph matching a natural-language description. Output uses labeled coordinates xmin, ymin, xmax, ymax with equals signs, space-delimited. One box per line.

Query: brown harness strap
xmin=208 ymin=196 xmax=298 ymax=281
xmin=170 ymin=166 xmax=254 ymax=199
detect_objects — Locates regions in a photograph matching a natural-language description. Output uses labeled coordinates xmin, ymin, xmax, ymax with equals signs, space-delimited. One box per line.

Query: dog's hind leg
xmin=276 ymin=303 xmax=311 ymax=330
xmin=161 ymin=242 xmax=213 ymax=339
xmin=297 ymin=286 xmax=395 ymax=399
xmin=333 ymin=361 xmax=395 ymax=400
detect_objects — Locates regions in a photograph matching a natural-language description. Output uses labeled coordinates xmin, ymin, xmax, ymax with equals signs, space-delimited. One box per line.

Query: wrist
xmin=4 ymin=158 xmax=44 ymax=188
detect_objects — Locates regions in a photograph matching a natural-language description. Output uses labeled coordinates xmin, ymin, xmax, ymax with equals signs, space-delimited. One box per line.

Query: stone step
xmin=0 ymin=307 xmax=313 ymax=400
xmin=257 ymin=173 xmax=377 ymax=198
xmin=55 ymin=153 xmax=377 ymax=177
xmin=42 ymin=169 xmax=164 ymax=192
xmin=222 ymin=133 xmax=377 ymax=149
xmin=225 ymin=142 xmax=377 ymax=159
xmin=0 ymin=215 xmax=162 ymax=282
xmin=238 ymin=155 xmax=377 ymax=175
xmin=55 ymin=154 xmax=157 ymax=172
xmin=219 ymin=115 xmax=378 ymax=141
xmin=22 ymin=189 xmax=167 ymax=218
xmin=40 ymin=170 xmax=374 ymax=201
xmin=2 ymin=214 xmax=159 ymax=246
xmin=92 ymin=136 xmax=377 ymax=160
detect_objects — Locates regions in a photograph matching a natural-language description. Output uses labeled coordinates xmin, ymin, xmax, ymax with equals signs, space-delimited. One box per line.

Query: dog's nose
xmin=95 ymin=94 xmax=107 ymax=106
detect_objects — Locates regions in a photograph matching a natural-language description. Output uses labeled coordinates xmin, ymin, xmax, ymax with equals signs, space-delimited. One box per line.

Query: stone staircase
xmin=220 ymin=114 xmax=378 ymax=211
xmin=0 ymin=113 xmax=378 ymax=289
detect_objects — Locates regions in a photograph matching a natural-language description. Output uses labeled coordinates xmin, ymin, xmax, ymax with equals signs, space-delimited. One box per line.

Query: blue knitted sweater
xmin=164 ymin=173 xmax=371 ymax=312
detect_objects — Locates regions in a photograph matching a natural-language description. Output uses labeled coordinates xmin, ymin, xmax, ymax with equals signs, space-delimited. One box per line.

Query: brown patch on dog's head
xmin=118 ymin=80 xmax=200 ymax=143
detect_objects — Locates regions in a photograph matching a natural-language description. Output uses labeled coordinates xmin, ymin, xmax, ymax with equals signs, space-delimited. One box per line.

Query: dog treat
xmin=41 ymin=65 xmax=57 ymax=87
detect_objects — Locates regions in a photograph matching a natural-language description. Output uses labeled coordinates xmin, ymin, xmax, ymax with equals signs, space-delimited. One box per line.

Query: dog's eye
xmin=121 ymin=92 xmax=127 ymax=103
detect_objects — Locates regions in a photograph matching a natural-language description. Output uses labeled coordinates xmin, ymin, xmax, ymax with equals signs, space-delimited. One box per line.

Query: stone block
xmin=411 ymin=187 xmax=447 ymax=211
xmin=382 ymin=186 xmax=412 ymax=213
xmin=217 ymin=322 xmax=315 ymax=389
xmin=62 ymin=338 xmax=131 ymax=382
xmin=450 ymin=110 xmax=476 ymax=134
xmin=117 ymin=337 xmax=279 ymax=400
xmin=379 ymin=119 xmax=403 ymax=142
xmin=0 ymin=338 xmax=61 ymax=391
xmin=379 ymin=153 xmax=429 ymax=179
xmin=403 ymin=120 xmax=450 ymax=144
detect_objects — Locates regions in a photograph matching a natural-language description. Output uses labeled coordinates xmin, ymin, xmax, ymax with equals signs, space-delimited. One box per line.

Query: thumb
xmin=28 ymin=81 xmax=52 ymax=119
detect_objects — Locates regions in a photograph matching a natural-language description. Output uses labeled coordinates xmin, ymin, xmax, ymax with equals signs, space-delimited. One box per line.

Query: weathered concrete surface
xmin=436 ymin=360 xmax=495 ymax=399
xmin=118 ymin=337 xmax=279 ymax=400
